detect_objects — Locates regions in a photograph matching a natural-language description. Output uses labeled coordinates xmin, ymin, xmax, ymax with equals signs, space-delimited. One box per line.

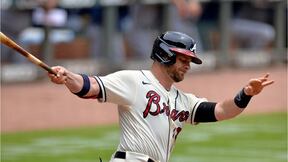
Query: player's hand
xmin=48 ymin=66 xmax=68 ymax=84
xmin=244 ymin=73 xmax=274 ymax=96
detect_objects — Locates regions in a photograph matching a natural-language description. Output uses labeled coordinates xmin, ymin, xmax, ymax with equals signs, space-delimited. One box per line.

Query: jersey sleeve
xmin=186 ymin=94 xmax=207 ymax=125
xmin=94 ymin=70 xmax=137 ymax=105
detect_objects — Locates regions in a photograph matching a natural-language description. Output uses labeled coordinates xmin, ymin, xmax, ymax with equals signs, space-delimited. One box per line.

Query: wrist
xmin=73 ymin=74 xmax=90 ymax=98
xmin=234 ymin=88 xmax=252 ymax=108
xmin=64 ymin=71 xmax=77 ymax=87
xmin=243 ymin=86 xmax=252 ymax=96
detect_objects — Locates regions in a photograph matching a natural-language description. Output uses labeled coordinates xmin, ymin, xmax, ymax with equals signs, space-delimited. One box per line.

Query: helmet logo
xmin=190 ymin=44 xmax=196 ymax=53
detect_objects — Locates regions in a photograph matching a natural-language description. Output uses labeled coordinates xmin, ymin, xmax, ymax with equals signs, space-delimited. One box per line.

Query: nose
xmin=184 ymin=62 xmax=190 ymax=70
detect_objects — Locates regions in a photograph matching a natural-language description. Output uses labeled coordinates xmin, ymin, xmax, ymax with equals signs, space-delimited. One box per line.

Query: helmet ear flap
xmin=157 ymin=43 xmax=176 ymax=65
xmin=151 ymin=37 xmax=176 ymax=65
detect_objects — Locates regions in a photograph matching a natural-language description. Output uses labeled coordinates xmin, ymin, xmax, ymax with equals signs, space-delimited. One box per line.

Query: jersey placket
xmin=166 ymin=92 xmax=177 ymax=162
xmin=165 ymin=96 xmax=171 ymax=162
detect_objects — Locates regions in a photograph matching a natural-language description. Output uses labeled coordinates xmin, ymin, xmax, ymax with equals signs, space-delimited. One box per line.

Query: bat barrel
xmin=0 ymin=32 xmax=57 ymax=75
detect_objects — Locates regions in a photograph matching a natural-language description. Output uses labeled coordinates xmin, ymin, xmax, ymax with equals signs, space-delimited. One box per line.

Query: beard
xmin=166 ymin=67 xmax=185 ymax=82
xmin=170 ymin=72 xmax=184 ymax=82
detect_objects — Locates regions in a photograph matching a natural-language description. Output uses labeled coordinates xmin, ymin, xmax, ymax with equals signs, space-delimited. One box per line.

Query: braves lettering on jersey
xmin=94 ymin=70 xmax=206 ymax=162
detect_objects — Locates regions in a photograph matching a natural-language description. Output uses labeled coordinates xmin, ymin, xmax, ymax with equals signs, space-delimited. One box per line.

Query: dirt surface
xmin=1 ymin=65 xmax=287 ymax=132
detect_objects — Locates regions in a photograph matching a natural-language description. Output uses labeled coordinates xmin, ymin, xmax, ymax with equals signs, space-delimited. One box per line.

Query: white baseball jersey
xmin=94 ymin=70 xmax=206 ymax=162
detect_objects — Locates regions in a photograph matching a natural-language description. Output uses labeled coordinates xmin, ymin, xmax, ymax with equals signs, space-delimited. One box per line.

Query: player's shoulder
xmin=106 ymin=70 xmax=146 ymax=81
xmin=175 ymin=88 xmax=206 ymax=102
xmin=112 ymin=70 xmax=145 ymax=76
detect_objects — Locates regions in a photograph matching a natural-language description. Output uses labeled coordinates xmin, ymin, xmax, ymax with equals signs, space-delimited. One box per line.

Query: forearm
xmin=215 ymin=88 xmax=252 ymax=121
xmin=194 ymin=98 xmax=246 ymax=123
xmin=190 ymin=74 xmax=273 ymax=123
xmin=49 ymin=66 xmax=100 ymax=98
xmin=215 ymin=99 xmax=244 ymax=121
xmin=65 ymin=72 xmax=100 ymax=98
xmin=64 ymin=71 xmax=84 ymax=94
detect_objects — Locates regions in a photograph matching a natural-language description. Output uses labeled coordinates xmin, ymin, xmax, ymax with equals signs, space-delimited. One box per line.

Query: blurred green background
xmin=2 ymin=112 xmax=286 ymax=162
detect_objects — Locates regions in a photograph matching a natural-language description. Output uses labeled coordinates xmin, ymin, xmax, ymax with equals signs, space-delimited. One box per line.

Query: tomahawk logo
xmin=190 ymin=44 xmax=196 ymax=53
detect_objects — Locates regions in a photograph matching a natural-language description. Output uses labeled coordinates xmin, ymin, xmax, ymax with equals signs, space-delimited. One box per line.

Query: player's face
xmin=166 ymin=54 xmax=192 ymax=82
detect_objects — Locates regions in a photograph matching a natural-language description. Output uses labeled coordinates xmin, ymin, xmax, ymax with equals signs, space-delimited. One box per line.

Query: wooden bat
xmin=0 ymin=32 xmax=57 ymax=75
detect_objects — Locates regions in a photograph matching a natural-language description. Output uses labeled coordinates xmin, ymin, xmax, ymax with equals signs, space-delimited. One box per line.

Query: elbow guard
xmin=194 ymin=102 xmax=217 ymax=123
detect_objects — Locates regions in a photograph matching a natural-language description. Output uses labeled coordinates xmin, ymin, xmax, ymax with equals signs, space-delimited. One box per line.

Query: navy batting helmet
xmin=150 ymin=31 xmax=202 ymax=65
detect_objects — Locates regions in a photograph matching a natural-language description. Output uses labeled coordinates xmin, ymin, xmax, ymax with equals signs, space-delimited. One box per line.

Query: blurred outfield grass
xmin=1 ymin=112 xmax=287 ymax=162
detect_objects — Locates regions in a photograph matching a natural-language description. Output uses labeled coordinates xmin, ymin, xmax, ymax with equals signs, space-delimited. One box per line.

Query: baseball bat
xmin=0 ymin=32 xmax=57 ymax=75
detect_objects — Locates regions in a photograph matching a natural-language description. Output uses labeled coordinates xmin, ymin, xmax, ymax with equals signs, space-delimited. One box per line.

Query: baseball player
xmin=48 ymin=31 xmax=274 ymax=162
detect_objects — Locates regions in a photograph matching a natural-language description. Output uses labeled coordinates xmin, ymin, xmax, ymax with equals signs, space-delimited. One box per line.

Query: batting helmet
xmin=150 ymin=31 xmax=202 ymax=65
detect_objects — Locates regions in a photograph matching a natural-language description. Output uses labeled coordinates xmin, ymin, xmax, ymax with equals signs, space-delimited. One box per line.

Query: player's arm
xmin=194 ymin=73 xmax=274 ymax=122
xmin=48 ymin=66 xmax=100 ymax=98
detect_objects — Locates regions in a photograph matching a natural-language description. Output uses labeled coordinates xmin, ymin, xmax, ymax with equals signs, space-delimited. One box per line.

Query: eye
xmin=177 ymin=55 xmax=191 ymax=64
xmin=179 ymin=58 xmax=185 ymax=62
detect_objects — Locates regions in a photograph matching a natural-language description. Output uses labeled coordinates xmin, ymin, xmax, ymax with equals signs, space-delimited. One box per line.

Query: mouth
xmin=178 ymin=71 xmax=186 ymax=78
xmin=179 ymin=69 xmax=187 ymax=75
